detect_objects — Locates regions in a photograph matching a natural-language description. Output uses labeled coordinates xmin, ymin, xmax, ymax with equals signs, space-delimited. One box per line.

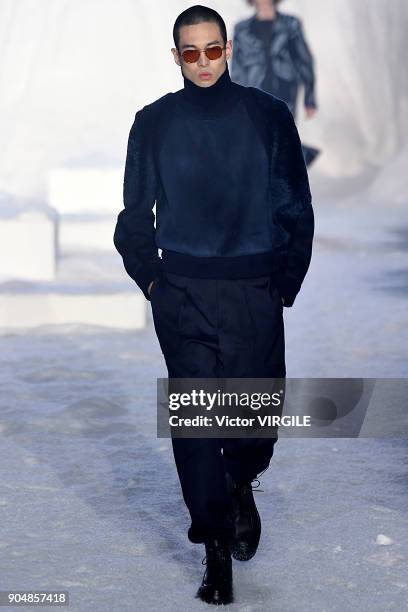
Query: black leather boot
xmin=226 ymin=472 xmax=262 ymax=561
xmin=195 ymin=537 xmax=234 ymax=605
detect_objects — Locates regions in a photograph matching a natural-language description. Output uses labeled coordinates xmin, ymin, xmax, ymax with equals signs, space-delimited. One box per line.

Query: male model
xmin=232 ymin=0 xmax=319 ymax=166
xmin=114 ymin=4 xmax=314 ymax=606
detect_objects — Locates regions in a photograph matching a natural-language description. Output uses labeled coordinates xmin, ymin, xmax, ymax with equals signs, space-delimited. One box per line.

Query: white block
xmin=49 ymin=167 xmax=123 ymax=214
xmin=0 ymin=248 xmax=148 ymax=329
xmin=0 ymin=292 xmax=146 ymax=330
xmin=0 ymin=198 xmax=57 ymax=281
xmin=59 ymin=214 xmax=116 ymax=252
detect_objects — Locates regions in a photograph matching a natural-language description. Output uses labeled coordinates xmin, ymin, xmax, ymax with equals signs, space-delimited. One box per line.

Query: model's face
xmin=172 ymin=21 xmax=232 ymax=88
xmin=253 ymin=0 xmax=276 ymax=9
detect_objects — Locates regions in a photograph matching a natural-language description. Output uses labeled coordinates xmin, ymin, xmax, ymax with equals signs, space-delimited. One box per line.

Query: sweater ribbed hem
xmin=161 ymin=249 xmax=280 ymax=279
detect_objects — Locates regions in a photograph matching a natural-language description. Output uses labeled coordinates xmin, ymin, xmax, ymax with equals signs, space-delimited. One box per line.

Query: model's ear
xmin=225 ymin=39 xmax=233 ymax=62
xmin=171 ymin=47 xmax=181 ymax=67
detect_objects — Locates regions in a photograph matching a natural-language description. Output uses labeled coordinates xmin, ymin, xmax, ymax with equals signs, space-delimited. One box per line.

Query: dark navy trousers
xmin=150 ymin=272 xmax=286 ymax=544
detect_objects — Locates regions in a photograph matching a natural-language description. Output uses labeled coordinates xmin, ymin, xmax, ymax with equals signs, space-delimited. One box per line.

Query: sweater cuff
xmin=135 ymin=259 xmax=163 ymax=301
xmin=275 ymin=274 xmax=302 ymax=308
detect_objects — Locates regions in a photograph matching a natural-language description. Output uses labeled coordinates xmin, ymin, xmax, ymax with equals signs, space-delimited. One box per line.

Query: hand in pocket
xmin=148 ymin=278 xmax=159 ymax=297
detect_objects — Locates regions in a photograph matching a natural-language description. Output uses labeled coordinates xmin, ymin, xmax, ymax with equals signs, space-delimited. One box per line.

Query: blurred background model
xmin=231 ymin=0 xmax=320 ymax=166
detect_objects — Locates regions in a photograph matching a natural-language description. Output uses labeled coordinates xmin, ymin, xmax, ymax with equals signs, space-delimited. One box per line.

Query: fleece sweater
xmin=113 ymin=64 xmax=314 ymax=307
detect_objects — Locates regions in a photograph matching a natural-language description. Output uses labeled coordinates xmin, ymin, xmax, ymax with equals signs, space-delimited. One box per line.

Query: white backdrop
xmin=1 ymin=0 xmax=408 ymax=200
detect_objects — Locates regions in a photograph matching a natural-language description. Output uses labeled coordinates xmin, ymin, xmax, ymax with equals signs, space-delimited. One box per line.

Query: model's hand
xmin=148 ymin=280 xmax=155 ymax=297
xmin=305 ymin=106 xmax=317 ymax=119
xmin=281 ymin=297 xmax=285 ymax=305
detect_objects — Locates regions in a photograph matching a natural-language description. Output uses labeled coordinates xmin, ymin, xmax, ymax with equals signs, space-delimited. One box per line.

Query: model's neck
xmin=256 ymin=5 xmax=277 ymax=20
xmin=181 ymin=63 xmax=239 ymax=117
xmin=182 ymin=63 xmax=232 ymax=106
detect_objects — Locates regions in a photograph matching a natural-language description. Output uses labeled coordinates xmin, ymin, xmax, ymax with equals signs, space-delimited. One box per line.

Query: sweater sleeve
xmin=272 ymin=102 xmax=315 ymax=307
xmin=288 ymin=18 xmax=317 ymax=109
xmin=113 ymin=108 xmax=162 ymax=301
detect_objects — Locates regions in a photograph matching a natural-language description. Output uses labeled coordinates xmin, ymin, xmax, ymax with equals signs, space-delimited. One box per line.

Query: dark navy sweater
xmin=114 ymin=64 xmax=314 ymax=307
xmin=158 ymin=80 xmax=271 ymax=257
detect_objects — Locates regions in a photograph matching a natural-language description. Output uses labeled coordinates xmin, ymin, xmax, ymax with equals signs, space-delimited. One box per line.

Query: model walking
xmin=232 ymin=0 xmax=320 ymax=166
xmin=114 ymin=4 xmax=314 ymax=606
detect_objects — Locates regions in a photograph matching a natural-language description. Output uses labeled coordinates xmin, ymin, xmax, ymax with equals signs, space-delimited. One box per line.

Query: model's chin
xmin=196 ymin=79 xmax=214 ymax=87
xmin=182 ymin=69 xmax=214 ymax=87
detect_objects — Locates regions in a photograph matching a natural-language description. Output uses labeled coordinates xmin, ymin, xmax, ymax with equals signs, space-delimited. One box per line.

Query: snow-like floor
xmin=0 ymin=197 xmax=407 ymax=611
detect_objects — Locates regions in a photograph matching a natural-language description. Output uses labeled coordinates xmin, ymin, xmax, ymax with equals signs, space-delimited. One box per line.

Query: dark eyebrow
xmin=180 ymin=40 xmax=222 ymax=50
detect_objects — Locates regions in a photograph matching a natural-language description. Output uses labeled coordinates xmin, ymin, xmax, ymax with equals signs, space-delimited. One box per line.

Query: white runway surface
xmin=1 ymin=196 xmax=407 ymax=611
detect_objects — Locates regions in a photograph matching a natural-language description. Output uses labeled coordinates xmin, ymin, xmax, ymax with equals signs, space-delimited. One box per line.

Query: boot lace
xmin=246 ymin=466 xmax=270 ymax=493
xmin=201 ymin=539 xmax=231 ymax=567
xmin=250 ymin=477 xmax=263 ymax=493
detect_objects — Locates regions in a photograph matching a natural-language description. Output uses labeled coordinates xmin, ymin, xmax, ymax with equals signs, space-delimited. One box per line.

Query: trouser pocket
xmin=240 ymin=276 xmax=286 ymax=377
xmin=150 ymin=273 xmax=189 ymax=362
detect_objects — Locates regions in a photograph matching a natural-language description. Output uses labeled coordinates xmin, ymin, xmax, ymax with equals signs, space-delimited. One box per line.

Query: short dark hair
xmin=173 ymin=5 xmax=228 ymax=50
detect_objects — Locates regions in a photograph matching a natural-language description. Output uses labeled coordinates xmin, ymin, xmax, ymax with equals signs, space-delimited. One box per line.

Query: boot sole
xmin=195 ymin=589 xmax=234 ymax=605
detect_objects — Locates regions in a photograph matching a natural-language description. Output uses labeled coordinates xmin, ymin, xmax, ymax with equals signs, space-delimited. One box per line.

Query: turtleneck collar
xmin=180 ymin=63 xmax=241 ymax=118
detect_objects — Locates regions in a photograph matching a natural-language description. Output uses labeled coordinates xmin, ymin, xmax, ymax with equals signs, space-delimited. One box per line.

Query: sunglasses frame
xmin=180 ymin=45 xmax=226 ymax=64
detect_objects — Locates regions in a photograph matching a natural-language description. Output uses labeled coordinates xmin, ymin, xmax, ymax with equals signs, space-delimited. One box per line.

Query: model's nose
xmin=198 ymin=50 xmax=210 ymax=67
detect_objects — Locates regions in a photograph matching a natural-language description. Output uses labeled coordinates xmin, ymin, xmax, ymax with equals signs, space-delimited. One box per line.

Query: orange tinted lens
xmin=181 ymin=46 xmax=223 ymax=63
xmin=205 ymin=46 xmax=223 ymax=60
xmin=182 ymin=49 xmax=200 ymax=63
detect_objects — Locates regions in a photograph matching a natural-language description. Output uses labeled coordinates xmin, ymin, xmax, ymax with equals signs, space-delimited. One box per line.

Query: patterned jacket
xmin=231 ymin=12 xmax=317 ymax=117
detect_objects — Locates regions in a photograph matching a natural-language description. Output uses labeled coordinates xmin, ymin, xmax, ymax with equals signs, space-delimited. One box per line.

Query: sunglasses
xmin=181 ymin=45 xmax=226 ymax=64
